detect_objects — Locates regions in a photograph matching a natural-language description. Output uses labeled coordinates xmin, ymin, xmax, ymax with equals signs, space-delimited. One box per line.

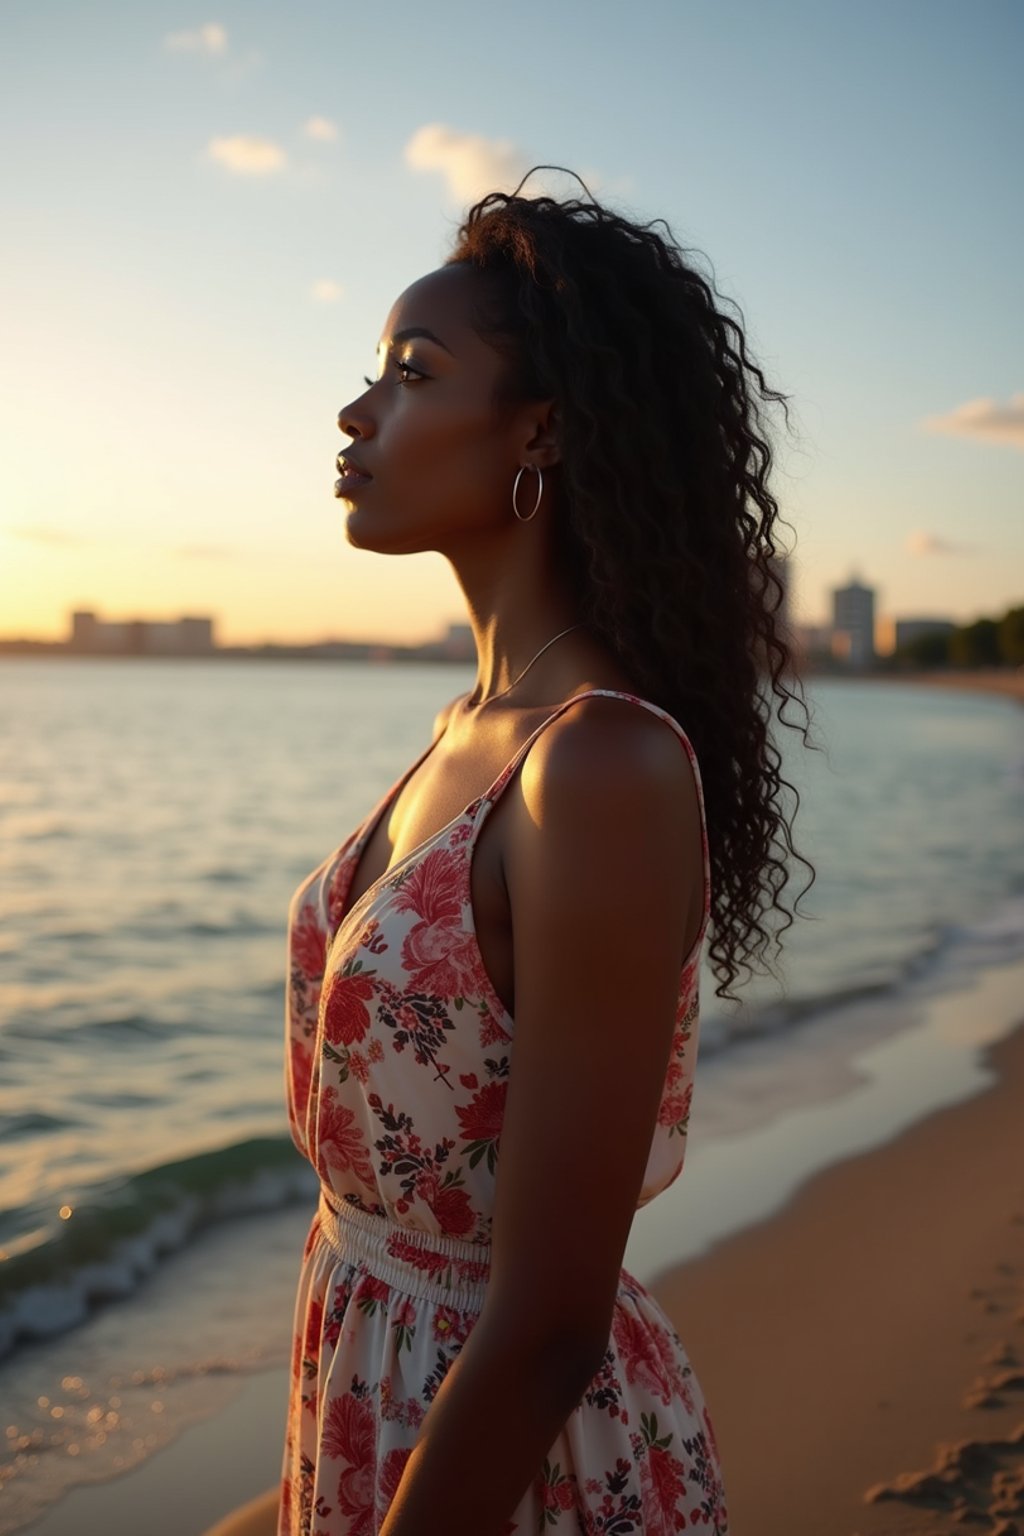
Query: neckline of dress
xmin=333 ymin=687 xmax=658 ymax=934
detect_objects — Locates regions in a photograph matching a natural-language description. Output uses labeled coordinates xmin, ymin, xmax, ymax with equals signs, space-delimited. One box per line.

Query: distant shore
xmin=2 ymin=645 xmax=1022 ymax=704
xmin=812 ymin=666 xmax=1024 ymax=703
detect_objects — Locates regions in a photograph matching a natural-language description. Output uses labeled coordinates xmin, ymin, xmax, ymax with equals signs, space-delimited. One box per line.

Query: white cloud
xmin=207 ymin=135 xmax=287 ymax=176
xmin=305 ymin=116 xmax=339 ymax=143
xmin=403 ymin=129 xmax=610 ymax=208
xmin=164 ymin=22 xmax=227 ymax=55
xmin=403 ymin=126 xmax=537 ymax=205
xmin=905 ymin=529 xmax=977 ymax=557
xmin=311 ymin=279 xmax=344 ymax=303
xmin=920 ymin=393 xmax=1024 ymax=451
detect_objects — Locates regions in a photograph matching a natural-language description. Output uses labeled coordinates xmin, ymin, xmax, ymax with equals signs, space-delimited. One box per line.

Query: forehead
xmin=378 ymin=265 xmax=485 ymax=352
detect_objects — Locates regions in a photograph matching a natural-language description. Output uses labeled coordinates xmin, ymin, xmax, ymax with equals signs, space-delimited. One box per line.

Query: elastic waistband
xmin=316 ymin=1189 xmax=491 ymax=1309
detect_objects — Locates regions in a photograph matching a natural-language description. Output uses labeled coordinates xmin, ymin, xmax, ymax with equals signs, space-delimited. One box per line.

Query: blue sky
xmin=2 ymin=0 xmax=1021 ymax=644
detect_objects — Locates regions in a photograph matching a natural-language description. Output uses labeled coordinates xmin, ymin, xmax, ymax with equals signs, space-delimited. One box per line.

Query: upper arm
xmin=478 ymin=699 xmax=705 ymax=1373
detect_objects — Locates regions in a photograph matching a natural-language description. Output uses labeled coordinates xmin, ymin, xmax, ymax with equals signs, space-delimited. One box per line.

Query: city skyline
xmin=4 ymin=564 xmax=1011 ymax=663
xmin=2 ymin=2 xmax=1021 ymax=645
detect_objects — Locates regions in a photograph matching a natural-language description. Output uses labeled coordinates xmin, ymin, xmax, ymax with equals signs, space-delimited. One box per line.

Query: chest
xmin=345 ymin=745 xmax=520 ymax=1019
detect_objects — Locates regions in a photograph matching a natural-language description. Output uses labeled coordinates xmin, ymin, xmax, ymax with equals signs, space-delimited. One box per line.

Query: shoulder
xmin=521 ymin=694 xmax=698 ymax=824
xmin=430 ymin=690 xmax=469 ymax=743
xmin=506 ymin=694 xmax=703 ymax=919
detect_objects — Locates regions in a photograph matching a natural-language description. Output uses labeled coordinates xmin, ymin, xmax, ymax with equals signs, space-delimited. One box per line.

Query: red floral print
xmin=391 ymin=845 xmax=462 ymax=923
xmin=456 ymin=1078 xmax=506 ymax=1141
xmin=291 ymin=905 xmax=327 ymax=978
xmin=401 ymin=914 xmax=481 ymax=1001
xmin=323 ymin=1395 xmax=376 ymax=1533
xmin=279 ymin=690 xmax=727 ymax=1535
xmin=314 ymin=1087 xmax=376 ymax=1190
xmin=322 ymin=967 xmax=377 ymax=1047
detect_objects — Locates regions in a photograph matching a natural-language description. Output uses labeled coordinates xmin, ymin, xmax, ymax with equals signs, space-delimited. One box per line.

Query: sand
xmin=651 ymin=1014 xmax=1024 ymax=1535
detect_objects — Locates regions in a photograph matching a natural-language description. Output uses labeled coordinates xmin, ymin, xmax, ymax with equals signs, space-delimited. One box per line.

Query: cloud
xmin=404 ymin=126 xmax=538 ymax=205
xmin=905 ymin=529 xmax=977 ymax=557
xmin=920 ymin=393 xmax=1024 ymax=451
xmin=311 ymin=279 xmax=344 ymax=303
xmin=164 ymin=22 xmax=227 ymax=55
xmin=173 ymin=544 xmax=233 ymax=560
xmin=304 ymin=116 xmax=339 ymax=143
xmin=10 ymin=525 xmax=89 ymax=546
xmin=206 ymin=135 xmax=287 ymax=175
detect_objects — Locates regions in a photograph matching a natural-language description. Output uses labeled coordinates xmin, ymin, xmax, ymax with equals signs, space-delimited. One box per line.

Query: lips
xmin=335 ymin=450 xmax=373 ymax=499
xmin=336 ymin=451 xmax=372 ymax=479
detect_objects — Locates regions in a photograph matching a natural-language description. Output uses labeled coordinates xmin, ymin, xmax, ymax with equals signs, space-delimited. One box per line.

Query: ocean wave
xmin=0 ymin=1135 xmax=317 ymax=1362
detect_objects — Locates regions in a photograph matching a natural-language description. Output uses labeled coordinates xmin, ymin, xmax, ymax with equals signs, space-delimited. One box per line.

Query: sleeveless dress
xmin=279 ymin=688 xmax=729 ymax=1535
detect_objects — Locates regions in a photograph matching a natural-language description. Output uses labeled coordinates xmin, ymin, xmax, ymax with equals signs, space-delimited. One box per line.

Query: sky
xmin=1 ymin=0 xmax=1021 ymax=646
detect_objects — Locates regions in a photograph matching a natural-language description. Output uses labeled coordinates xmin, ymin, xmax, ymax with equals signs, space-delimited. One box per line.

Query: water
xmin=1 ymin=658 xmax=1022 ymax=1530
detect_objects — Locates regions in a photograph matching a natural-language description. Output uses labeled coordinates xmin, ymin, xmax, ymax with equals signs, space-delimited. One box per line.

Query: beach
xmin=653 ymin=1008 xmax=1024 ymax=1535
xmin=5 ymin=663 xmax=1023 ymax=1536
xmin=19 ymin=963 xmax=1024 ymax=1536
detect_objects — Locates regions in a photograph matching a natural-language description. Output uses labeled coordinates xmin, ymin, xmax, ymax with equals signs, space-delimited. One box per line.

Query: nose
xmin=337 ymin=391 xmax=374 ymax=438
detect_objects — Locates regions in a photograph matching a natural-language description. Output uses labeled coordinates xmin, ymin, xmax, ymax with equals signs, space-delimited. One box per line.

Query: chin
xmin=342 ymin=511 xmax=436 ymax=557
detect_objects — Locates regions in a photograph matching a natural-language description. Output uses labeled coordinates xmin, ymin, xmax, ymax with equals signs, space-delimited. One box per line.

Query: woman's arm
xmin=379 ymin=698 xmax=705 ymax=1536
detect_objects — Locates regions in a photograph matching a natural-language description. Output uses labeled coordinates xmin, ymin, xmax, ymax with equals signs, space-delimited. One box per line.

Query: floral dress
xmin=279 ymin=688 xmax=729 ymax=1535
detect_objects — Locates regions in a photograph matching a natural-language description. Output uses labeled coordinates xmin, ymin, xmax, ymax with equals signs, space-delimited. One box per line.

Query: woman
xmin=207 ymin=166 xmax=813 ymax=1536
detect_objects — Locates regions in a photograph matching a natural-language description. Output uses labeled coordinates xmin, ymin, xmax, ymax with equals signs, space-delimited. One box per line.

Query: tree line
xmin=882 ymin=602 xmax=1024 ymax=671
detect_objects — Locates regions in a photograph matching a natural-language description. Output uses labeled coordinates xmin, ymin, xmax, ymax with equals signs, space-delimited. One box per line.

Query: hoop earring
xmin=512 ymin=464 xmax=543 ymax=522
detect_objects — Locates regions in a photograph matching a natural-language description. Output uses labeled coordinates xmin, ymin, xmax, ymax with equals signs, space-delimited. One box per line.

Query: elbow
xmin=479 ymin=1307 xmax=609 ymax=1395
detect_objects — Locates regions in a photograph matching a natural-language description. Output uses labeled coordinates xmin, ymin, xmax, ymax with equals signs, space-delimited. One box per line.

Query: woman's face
xmin=336 ymin=264 xmax=529 ymax=555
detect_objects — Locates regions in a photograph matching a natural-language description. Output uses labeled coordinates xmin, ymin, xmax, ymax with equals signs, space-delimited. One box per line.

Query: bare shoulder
xmin=513 ymin=694 xmax=700 ymax=861
xmin=504 ymin=693 xmax=704 ymax=954
xmin=430 ymin=690 xmax=469 ymax=743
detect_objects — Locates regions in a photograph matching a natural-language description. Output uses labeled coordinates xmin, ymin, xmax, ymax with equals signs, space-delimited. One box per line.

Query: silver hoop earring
xmin=512 ymin=464 xmax=543 ymax=522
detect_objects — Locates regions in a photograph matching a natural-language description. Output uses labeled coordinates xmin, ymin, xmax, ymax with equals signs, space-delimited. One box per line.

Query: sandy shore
xmin=652 ymin=1014 xmax=1024 ymax=1535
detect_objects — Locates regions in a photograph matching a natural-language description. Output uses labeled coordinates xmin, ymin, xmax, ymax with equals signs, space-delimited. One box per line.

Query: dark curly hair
xmin=444 ymin=165 xmax=820 ymax=1006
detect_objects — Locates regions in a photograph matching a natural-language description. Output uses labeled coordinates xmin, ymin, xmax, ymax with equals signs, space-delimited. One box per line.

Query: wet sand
xmin=651 ymin=1015 xmax=1024 ymax=1534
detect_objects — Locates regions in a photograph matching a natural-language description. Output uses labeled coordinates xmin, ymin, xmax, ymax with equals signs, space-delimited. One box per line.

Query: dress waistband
xmin=316 ymin=1188 xmax=492 ymax=1310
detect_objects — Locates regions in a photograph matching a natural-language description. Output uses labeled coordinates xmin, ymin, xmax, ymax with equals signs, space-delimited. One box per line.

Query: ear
xmin=520 ymin=398 xmax=562 ymax=470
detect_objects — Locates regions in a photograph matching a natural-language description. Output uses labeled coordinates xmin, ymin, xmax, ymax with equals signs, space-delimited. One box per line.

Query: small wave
xmin=0 ymin=1136 xmax=317 ymax=1362
xmin=73 ymin=1013 xmax=168 ymax=1043
xmin=0 ymin=1110 xmax=73 ymax=1140
xmin=702 ymin=888 xmax=1024 ymax=1055
xmin=199 ymin=866 xmax=247 ymax=884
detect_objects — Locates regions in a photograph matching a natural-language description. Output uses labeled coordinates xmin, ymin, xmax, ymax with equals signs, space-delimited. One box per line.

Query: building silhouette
xmin=831 ymin=575 xmax=876 ymax=666
xmin=69 ymin=610 xmax=215 ymax=655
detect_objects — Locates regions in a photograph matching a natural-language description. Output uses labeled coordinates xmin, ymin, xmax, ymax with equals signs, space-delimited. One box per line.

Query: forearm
xmin=377 ymin=1317 xmax=598 ymax=1536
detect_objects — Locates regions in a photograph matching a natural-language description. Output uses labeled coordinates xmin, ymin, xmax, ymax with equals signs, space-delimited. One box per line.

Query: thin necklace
xmin=464 ymin=624 xmax=583 ymax=710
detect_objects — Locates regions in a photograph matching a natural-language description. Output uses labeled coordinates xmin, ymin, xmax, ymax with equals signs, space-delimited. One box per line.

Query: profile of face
xmin=336 ymin=264 xmax=557 ymax=557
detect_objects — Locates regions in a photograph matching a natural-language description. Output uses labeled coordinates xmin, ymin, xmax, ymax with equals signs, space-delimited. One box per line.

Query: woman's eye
xmin=362 ymin=358 xmax=423 ymax=388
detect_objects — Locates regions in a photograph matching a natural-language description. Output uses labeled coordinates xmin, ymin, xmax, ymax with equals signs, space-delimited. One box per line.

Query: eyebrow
xmin=377 ymin=326 xmax=454 ymax=357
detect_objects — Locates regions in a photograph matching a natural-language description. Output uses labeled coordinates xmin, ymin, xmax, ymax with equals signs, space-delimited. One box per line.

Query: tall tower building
xmin=831 ymin=574 xmax=876 ymax=666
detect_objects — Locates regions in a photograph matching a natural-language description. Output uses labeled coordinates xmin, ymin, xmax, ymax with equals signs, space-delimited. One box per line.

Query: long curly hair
xmin=445 ymin=166 xmax=820 ymax=1005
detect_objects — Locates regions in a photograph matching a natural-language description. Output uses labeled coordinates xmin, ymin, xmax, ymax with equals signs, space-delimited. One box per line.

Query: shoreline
xmin=652 ymin=1011 xmax=1024 ymax=1535
xmin=27 ymin=1016 xmax=1024 ymax=1536
xmin=819 ymin=666 xmax=1024 ymax=703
